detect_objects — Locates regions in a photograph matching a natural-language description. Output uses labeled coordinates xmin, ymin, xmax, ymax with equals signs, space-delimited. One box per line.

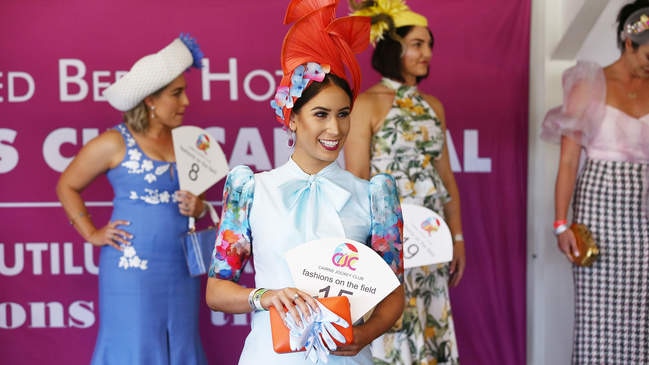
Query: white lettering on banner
xmin=202 ymin=58 xmax=238 ymax=101
xmin=0 ymin=128 xmax=19 ymax=173
xmin=0 ymin=300 xmax=95 ymax=329
xmin=446 ymin=130 xmax=461 ymax=172
xmin=463 ymin=130 xmax=492 ymax=172
xmin=92 ymin=70 xmax=112 ymax=101
xmin=0 ymin=72 xmax=35 ymax=102
xmin=446 ymin=129 xmax=492 ymax=173
xmin=243 ymin=70 xmax=275 ymax=101
xmin=229 ymin=127 xmax=272 ymax=171
xmin=273 ymin=127 xmax=291 ymax=167
xmin=59 ymin=59 xmax=88 ymax=102
xmin=0 ymin=243 xmax=99 ymax=276
xmin=204 ymin=127 xmax=225 ymax=145
xmin=210 ymin=312 xmax=250 ymax=326
xmin=58 ymin=59 xmax=125 ymax=102
xmin=43 ymin=128 xmax=100 ymax=172
xmin=1 ymin=126 xmax=491 ymax=175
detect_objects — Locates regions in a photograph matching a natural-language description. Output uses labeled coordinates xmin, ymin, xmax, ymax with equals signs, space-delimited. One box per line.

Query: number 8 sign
xmin=172 ymin=126 xmax=229 ymax=195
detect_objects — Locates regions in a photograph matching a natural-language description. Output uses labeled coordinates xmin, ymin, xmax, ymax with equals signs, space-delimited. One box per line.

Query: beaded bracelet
xmin=248 ymin=288 xmax=269 ymax=312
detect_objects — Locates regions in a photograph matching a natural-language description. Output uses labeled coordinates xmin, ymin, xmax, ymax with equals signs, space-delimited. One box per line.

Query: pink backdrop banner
xmin=0 ymin=1 xmax=529 ymax=364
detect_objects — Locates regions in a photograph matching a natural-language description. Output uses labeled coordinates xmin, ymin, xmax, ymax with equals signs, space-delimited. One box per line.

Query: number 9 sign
xmin=401 ymin=203 xmax=453 ymax=268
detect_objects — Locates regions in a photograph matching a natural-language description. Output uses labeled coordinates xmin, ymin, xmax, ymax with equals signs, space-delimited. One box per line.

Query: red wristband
xmin=553 ymin=219 xmax=568 ymax=229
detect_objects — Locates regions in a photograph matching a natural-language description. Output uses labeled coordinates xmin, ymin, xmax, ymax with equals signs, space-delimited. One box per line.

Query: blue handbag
xmin=181 ymin=203 xmax=219 ymax=276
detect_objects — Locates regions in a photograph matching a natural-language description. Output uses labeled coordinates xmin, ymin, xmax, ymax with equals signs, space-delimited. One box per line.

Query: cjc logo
xmin=331 ymin=242 xmax=359 ymax=271
xmin=195 ymin=133 xmax=211 ymax=153
xmin=420 ymin=216 xmax=441 ymax=236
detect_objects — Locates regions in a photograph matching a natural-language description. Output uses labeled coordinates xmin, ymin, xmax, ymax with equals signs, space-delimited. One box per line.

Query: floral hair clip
xmin=179 ymin=33 xmax=204 ymax=69
xmin=270 ymin=0 xmax=370 ymax=126
xmin=270 ymin=62 xmax=331 ymax=121
xmin=626 ymin=14 xmax=649 ymax=35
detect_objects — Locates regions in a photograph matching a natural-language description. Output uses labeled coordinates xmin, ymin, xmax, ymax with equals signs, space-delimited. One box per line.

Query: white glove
xmin=282 ymin=299 xmax=351 ymax=364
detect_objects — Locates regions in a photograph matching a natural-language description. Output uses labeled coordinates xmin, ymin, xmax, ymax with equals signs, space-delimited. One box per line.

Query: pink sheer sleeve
xmin=540 ymin=61 xmax=606 ymax=146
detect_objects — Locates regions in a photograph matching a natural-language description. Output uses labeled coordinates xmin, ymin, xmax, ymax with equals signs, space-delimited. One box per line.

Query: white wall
xmin=528 ymin=1 xmax=626 ymax=364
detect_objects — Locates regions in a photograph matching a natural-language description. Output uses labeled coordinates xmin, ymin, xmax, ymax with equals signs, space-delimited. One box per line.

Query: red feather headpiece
xmin=270 ymin=0 xmax=371 ymax=126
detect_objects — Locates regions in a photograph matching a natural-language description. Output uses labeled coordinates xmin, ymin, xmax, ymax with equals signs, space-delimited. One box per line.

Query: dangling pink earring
xmin=149 ymin=105 xmax=155 ymax=119
xmin=287 ymin=128 xmax=295 ymax=148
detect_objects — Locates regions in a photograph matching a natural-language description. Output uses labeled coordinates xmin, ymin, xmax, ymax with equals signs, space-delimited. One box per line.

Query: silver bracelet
xmin=453 ymin=233 xmax=464 ymax=243
xmin=247 ymin=288 xmax=256 ymax=311
xmin=248 ymin=288 xmax=269 ymax=312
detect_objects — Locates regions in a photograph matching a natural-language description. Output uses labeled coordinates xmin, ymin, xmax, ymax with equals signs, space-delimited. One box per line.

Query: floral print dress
xmin=369 ymin=78 xmax=459 ymax=365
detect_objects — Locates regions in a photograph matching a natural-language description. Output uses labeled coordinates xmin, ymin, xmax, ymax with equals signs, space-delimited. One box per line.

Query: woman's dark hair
xmin=616 ymin=0 xmax=649 ymax=52
xmin=292 ymin=73 xmax=354 ymax=115
xmin=372 ymin=25 xmax=434 ymax=84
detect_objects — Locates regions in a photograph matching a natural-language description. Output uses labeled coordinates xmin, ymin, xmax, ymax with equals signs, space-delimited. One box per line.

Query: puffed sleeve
xmin=369 ymin=173 xmax=404 ymax=283
xmin=540 ymin=61 xmax=606 ymax=146
xmin=208 ymin=165 xmax=255 ymax=282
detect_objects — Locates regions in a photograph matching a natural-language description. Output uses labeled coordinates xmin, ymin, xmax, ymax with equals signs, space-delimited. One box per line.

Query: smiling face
xmin=400 ymin=26 xmax=433 ymax=85
xmin=289 ymin=82 xmax=352 ymax=174
xmin=146 ymin=74 xmax=189 ymax=128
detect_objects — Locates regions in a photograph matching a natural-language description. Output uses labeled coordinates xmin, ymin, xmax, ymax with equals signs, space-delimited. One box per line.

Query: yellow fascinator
xmin=349 ymin=0 xmax=428 ymax=44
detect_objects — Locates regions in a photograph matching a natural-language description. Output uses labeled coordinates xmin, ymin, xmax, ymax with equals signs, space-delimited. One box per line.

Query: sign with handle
xmin=401 ymin=203 xmax=453 ymax=268
xmin=172 ymin=125 xmax=229 ymax=195
xmin=285 ymin=237 xmax=400 ymax=323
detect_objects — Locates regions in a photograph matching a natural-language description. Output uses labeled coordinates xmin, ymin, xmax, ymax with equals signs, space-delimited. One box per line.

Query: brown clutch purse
xmin=269 ymin=296 xmax=353 ymax=353
xmin=568 ymin=223 xmax=599 ymax=266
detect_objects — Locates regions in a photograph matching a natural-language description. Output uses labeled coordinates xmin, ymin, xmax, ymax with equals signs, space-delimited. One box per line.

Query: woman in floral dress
xmin=346 ymin=1 xmax=466 ymax=364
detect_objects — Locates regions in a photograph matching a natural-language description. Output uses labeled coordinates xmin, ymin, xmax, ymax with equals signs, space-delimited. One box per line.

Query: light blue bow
xmin=279 ymin=174 xmax=351 ymax=241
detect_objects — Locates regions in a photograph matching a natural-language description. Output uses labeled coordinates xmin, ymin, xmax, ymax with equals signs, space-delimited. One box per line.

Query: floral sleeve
xmin=369 ymin=173 xmax=404 ymax=282
xmin=208 ymin=165 xmax=255 ymax=282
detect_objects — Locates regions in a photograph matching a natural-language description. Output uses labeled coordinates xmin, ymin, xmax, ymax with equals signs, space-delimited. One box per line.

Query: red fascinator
xmin=270 ymin=0 xmax=371 ymax=126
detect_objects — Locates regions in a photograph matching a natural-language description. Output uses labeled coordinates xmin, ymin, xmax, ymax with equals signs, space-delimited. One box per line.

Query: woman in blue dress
xmin=205 ymin=1 xmax=405 ymax=364
xmin=56 ymin=34 xmax=208 ymax=364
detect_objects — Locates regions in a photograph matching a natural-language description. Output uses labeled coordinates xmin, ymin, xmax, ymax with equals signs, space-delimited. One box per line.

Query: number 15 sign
xmin=285 ymin=237 xmax=400 ymax=323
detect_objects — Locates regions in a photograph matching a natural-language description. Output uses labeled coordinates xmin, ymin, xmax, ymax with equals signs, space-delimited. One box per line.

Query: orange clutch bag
xmin=269 ymin=296 xmax=354 ymax=353
xmin=569 ymin=223 xmax=599 ymax=267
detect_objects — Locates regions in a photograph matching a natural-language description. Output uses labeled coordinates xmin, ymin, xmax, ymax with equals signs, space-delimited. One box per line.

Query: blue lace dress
xmin=91 ymin=123 xmax=207 ymax=365
xmin=208 ymin=159 xmax=404 ymax=365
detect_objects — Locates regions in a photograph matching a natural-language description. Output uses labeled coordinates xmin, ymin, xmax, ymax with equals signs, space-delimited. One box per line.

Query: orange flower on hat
xmin=270 ymin=0 xmax=371 ymax=126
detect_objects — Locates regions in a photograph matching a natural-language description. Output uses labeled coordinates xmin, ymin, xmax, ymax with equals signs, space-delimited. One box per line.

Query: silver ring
xmin=293 ymin=293 xmax=300 ymax=301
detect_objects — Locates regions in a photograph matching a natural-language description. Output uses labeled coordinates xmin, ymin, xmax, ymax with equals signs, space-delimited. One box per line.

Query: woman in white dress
xmin=205 ymin=1 xmax=405 ymax=364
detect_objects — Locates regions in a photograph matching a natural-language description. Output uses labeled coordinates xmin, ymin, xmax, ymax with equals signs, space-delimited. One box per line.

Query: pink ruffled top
xmin=541 ymin=61 xmax=649 ymax=163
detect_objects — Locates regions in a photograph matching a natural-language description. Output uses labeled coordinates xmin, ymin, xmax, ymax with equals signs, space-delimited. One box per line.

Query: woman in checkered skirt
xmin=541 ymin=1 xmax=649 ymax=363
